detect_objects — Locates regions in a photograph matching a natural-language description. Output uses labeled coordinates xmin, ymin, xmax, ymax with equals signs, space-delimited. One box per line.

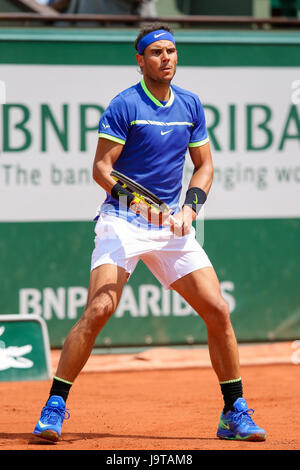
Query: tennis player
xmin=33 ymin=23 xmax=266 ymax=442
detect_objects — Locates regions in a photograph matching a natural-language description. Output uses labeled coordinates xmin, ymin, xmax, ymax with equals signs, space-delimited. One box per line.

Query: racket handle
xmin=169 ymin=214 xmax=183 ymax=227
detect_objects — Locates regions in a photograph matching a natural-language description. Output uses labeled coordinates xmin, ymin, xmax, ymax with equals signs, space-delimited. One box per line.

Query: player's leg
xmin=171 ymin=267 xmax=266 ymax=441
xmin=170 ymin=266 xmax=240 ymax=382
xmin=33 ymin=263 xmax=128 ymax=442
xmin=55 ymin=263 xmax=127 ymax=383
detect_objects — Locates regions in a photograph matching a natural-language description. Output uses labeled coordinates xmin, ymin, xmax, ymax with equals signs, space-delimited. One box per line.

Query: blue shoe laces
xmin=41 ymin=405 xmax=70 ymax=425
xmin=231 ymin=407 xmax=255 ymax=426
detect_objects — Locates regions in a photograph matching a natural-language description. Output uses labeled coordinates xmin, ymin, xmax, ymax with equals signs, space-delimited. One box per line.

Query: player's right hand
xmin=129 ymin=199 xmax=172 ymax=226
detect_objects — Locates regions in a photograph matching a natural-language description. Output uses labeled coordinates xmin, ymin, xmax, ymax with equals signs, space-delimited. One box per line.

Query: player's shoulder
xmin=109 ymin=83 xmax=140 ymax=108
xmin=172 ymin=84 xmax=203 ymax=107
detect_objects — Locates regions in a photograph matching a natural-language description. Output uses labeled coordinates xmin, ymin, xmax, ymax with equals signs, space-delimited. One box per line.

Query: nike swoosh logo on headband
xmin=154 ymin=33 xmax=167 ymax=38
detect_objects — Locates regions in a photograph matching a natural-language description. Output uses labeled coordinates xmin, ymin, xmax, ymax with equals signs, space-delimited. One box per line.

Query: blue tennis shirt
xmin=97 ymin=78 xmax=209 ymax=227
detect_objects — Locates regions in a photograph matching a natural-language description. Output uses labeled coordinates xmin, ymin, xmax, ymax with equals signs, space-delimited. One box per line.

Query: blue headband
xmin=137 ymin=29 xmax=176 ymax=55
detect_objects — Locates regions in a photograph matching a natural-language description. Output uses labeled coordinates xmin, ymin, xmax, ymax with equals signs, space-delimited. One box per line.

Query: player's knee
xmin=204 ymin=298 xmax=231 ymax=331
xmin=84 ymin=297 xmax=116 ymax=330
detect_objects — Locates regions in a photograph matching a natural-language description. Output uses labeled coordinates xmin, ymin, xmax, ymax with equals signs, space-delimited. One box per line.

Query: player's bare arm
xmin=92 ymin=138 xmax=124 ymax=194
xmin=93 ymin=138 xmax=170 ymax=225
xmin=170 ymin=141 xmax=214 ymax=235
xmin=188 ymin=141 xmax=214 ymax=195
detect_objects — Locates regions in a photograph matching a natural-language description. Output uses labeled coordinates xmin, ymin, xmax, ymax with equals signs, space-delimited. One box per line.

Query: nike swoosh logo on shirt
xmin=193 ymin=194 xmax=198 ymax=205
xmin=161 ymin=130 xmax=173 ymax=135
xmin=154 ymin=33 xmax=167 ymax=38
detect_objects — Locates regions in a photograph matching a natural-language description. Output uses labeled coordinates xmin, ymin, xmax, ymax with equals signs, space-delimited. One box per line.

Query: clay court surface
xmin=0 ymin=341 xmax=299 ymax=451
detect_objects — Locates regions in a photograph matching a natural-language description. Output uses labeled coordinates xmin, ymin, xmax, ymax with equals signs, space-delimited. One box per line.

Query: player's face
xmin=137 ymin=40 xmax=177 ymax=84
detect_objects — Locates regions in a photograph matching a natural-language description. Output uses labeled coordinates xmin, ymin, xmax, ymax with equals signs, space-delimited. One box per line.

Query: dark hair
xmin=134 ymin=23 xmax=173 ymax=53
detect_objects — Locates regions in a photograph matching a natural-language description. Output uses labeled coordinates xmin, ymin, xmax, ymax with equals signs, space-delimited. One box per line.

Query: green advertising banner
xmin=0 ymin=29 xmax=299 ymax=348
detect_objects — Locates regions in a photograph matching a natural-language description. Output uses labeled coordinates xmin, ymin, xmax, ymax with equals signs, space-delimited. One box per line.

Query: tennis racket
xmin=111 ymin=170 xmax=181 ymax=226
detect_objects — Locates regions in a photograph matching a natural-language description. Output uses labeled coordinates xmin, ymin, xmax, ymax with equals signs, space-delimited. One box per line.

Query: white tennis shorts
xmin=91 ymin=213 xmax=212 ymax=289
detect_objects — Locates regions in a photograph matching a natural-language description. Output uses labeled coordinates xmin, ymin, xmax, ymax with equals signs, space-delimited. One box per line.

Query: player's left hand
xmin=168 ymin=205 xmax=196 ymax=237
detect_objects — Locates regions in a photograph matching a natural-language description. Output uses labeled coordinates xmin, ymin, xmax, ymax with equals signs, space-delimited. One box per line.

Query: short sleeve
xmin=189 ymin=97 xmax=209 ymax=148
xmin=98 ymin=95 xmax=130 ymax=145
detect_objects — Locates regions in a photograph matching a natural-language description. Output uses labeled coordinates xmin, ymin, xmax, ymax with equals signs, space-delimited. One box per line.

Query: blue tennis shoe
xmin=33 ymin=395 xmax=70 ymax=442
xmin=217 ymin=397 xmax=266 ymax=441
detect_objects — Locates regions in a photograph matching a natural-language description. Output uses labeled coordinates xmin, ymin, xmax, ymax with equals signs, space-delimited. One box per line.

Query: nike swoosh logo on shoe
xmin=38 ymin=420 xmax=49 ymax=429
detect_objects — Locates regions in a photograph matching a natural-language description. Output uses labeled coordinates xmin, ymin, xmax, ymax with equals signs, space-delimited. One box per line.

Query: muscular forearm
xmin=177 ymin=160 xmax=213 ymax=228
xmin=93 ymin=160 xmax=115 ymax=193
xmin=189 ymin=161 xmax=214 ymax=195
xmin=92 ymin=139 xmax=124 ymax=194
